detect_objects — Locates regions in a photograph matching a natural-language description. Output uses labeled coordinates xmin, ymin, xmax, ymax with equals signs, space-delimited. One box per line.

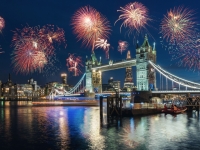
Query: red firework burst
xmin=71 ymin=5 xmax=111 ymax=51
xmin=11 ymin=25 xmax=65 ymax=74
xmin=0 ymin=16 xmax=5 ymax=31
xmin=118 ymin=40 xmax=129 ymax=54
xmin=66 ymin=54 xmax=83 ymax=76
xmin=12 ymin=39 xmax=47 ymax=74
xmin=39 ymin=24 xmax=66 ymax=47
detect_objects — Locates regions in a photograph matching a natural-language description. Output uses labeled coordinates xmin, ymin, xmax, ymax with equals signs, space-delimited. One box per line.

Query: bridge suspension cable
xmin=68 ymin=73 xmax=86 ymax=94
xmin=149 ymin=61 xmax=200 ymax=89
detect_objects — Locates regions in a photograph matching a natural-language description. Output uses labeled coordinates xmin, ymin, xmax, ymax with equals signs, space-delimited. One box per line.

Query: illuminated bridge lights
xmin=152 ymin=90 xmax=200 ymax=94
xmin=92 ymin=59 xmax=136 ymax=72
xmin=149 ymin=61 xmax=200 ymax=89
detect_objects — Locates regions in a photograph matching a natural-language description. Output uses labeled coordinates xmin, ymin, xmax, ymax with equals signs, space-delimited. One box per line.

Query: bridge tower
xmin=85 ymin=52 xmax=102 ymax=93
xmin=123 ymin=50 xmax=134 ymax=91
xmin=136 ymin=35 xmax=156 ymax=91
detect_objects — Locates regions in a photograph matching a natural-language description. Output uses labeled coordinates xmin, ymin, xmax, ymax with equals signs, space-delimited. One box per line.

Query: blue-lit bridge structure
xmin=49 ymin=59 xmax=200 ymax=97
xmin=49 ymin=36 xmax=200 ymax=104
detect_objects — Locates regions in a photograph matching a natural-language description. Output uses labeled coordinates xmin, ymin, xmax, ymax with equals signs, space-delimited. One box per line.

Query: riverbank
xmin=0 ymin=100 xmax=99 ymax=107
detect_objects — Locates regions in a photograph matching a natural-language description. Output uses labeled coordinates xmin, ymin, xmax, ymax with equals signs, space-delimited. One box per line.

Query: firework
xmin=12 ymin=39 xmax=45 ymax=73
xmin=115 ymin=2 xmax=151 ymax=34
xmin=11 ymin=25 xmax=65 ymax=74
xmin=71 ymin=5 xmax=111 ymax=51
xmin=32 ymin=51 xmax=48 ymax=72
xmin=160 ymin=6 xmax=196 ymax=44
xmin=66 ymin=54 xmax=83 ymax=76
xmin=0 ymin=16 xmax=5 ymax=31
xmin=95 ymin=38 xmax=110 ymax=59
xmin=118 ymin=40 xmax=129 ymax=54
xmin=168 ymin=37 xmax=200 ymax=72
xmin=39 ymin=24 xmax=66 ymax=46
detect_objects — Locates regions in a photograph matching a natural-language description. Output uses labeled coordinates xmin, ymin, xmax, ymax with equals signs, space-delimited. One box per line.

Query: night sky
xmin=0 ymin=0 xmax=200 ymax=88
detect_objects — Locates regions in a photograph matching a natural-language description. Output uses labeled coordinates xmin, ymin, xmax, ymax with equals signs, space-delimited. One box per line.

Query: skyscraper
xmin=123 ymin=51 xmax=134 ymax=92
xmin=61 ymin=73 xmax=67 ymax=85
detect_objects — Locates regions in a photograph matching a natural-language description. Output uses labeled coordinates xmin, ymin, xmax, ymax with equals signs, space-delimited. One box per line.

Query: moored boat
xmin=162 ymin=107 xmax=187 ymax=114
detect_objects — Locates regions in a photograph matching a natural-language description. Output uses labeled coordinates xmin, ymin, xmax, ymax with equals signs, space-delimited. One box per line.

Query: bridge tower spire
xmin=85 ymin=52 xmax=102 ymax=95
xmin=136 ymin=35 xmax=157 ymax=91
xmin=123 ymin=50 xmax=134 ymax=91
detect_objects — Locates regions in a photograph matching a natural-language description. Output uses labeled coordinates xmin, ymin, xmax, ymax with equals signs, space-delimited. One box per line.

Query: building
xmin=123 ymin=51 xmax=134 ymax=92
xmin=136 ymin=35 xmax=156 ymax=91
xmin=28 ymin=78 xmax=38 ymax=91
xmin=102 ymin=77 xmax=121 ymax=93
xmin=61 ymin=73 xmax=67 ymax=84
xmin=1 ymin=74 xmax=18 ymax=100
xmin=16 ymin=78 xmax=41 ymax=100
xmin=113 ymin=81 xmax=120 ymax=92
xmin=17 ymin=84 xmax=34 ymax=99
xmin=0 ymin=75 xmax=41 ymax=100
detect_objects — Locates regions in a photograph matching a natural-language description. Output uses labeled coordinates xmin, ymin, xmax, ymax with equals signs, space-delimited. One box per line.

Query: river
xmin=0 ymin=101 xmax=200 ymax=150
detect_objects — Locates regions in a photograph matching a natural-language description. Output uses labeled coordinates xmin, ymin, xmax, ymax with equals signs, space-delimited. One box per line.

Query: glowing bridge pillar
xmin=85 ymin=52 xmax=102 ymax=93
xmin=136 ymin=35 xmax=157 ymax=91
xmin=86 ymin=71 xmax=93 ymax=92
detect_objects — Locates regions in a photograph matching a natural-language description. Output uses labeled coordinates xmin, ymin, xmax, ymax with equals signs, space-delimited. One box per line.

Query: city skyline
xmin=0 ymin=0 xmax=200 ymax=87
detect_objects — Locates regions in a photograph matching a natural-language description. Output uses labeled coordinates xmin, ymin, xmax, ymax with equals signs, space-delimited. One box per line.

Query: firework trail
xmin=71 ymin=5 xmax=111 ymax=52
xmin=118 ymin=40 xmax=129 ymax=54
xmin=0 ymin=16 xmax=5 ymax=32
xmin=160 ymin=6 xmax=197 ymax=44
xmin=95 ymin=38 xmax=110 ymax=59
xmin=115 ymin=2 xmax=151 ymax=35
xmin=66 ymin=54 xmax=83 ymax=76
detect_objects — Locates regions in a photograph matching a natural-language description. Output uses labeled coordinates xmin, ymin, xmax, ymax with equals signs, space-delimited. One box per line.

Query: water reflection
xmin=0 ymin=103 xmax=200 ymax=149
xmin=82 ymin=108 xmax=105 ymax=149
xmin=58 ymin=109 xmax=69 ymax=149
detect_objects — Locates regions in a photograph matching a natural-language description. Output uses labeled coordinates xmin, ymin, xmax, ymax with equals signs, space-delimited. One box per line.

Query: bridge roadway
xmin=151 ymin=90 xmax=200 ymax=94
xmin=91 ymin=58 xmax=136 ymax=72
xmin=95 ymin=90 xmax=200 ymax=97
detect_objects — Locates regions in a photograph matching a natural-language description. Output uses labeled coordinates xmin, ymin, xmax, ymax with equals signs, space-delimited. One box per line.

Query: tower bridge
xmin=49 ymin=35 xmax=200 ymax=98
xmin=85 ymin=34 xmax=156 ymax=93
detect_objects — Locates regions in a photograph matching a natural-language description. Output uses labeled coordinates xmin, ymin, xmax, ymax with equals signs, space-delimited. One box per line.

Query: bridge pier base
xmin=106 ymin=96 xmax=122 ymax=127
xmin=100 ymin=96 xmax=103 ymax=127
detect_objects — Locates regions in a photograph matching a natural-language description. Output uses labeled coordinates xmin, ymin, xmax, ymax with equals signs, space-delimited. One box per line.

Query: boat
xmin=162 ymin=107 xmax=187 ymax=114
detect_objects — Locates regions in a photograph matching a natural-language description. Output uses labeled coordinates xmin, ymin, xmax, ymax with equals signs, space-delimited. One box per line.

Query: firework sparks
xmin=12 ymin=40 xmax=43 ymax=73
xmin=115 ymin=2 xmax=151 ymax=35
xmin=118 ymin=40 xmax=129 ymax=54
xmin=168 ymin=37 xmax=200 ymax=72
xmin=11 ymin=25 xmax=66 ymax=74
xmin=160 ymin=6 xmax=200 ymax=72
xmin=0 ymin=16 xmax=5 ymax=31
xmin=39 ymin=24 xmax=66 ymax=46
xmin=95 ymin=38 xmax=110 ymax=59
xmin=71 ymin=5 xmax=111 ymax=51
xmin=160 ymin=6 xmax=196 ymax=44
xmin=66 ymin=54 xmax=83 ymax=76
xmin=32 ymin=51 xmax=48 ymax=72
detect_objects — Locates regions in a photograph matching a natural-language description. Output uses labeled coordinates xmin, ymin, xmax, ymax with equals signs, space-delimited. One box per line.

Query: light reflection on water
xmin=0 ymin=102 xmax=200 ymax=149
